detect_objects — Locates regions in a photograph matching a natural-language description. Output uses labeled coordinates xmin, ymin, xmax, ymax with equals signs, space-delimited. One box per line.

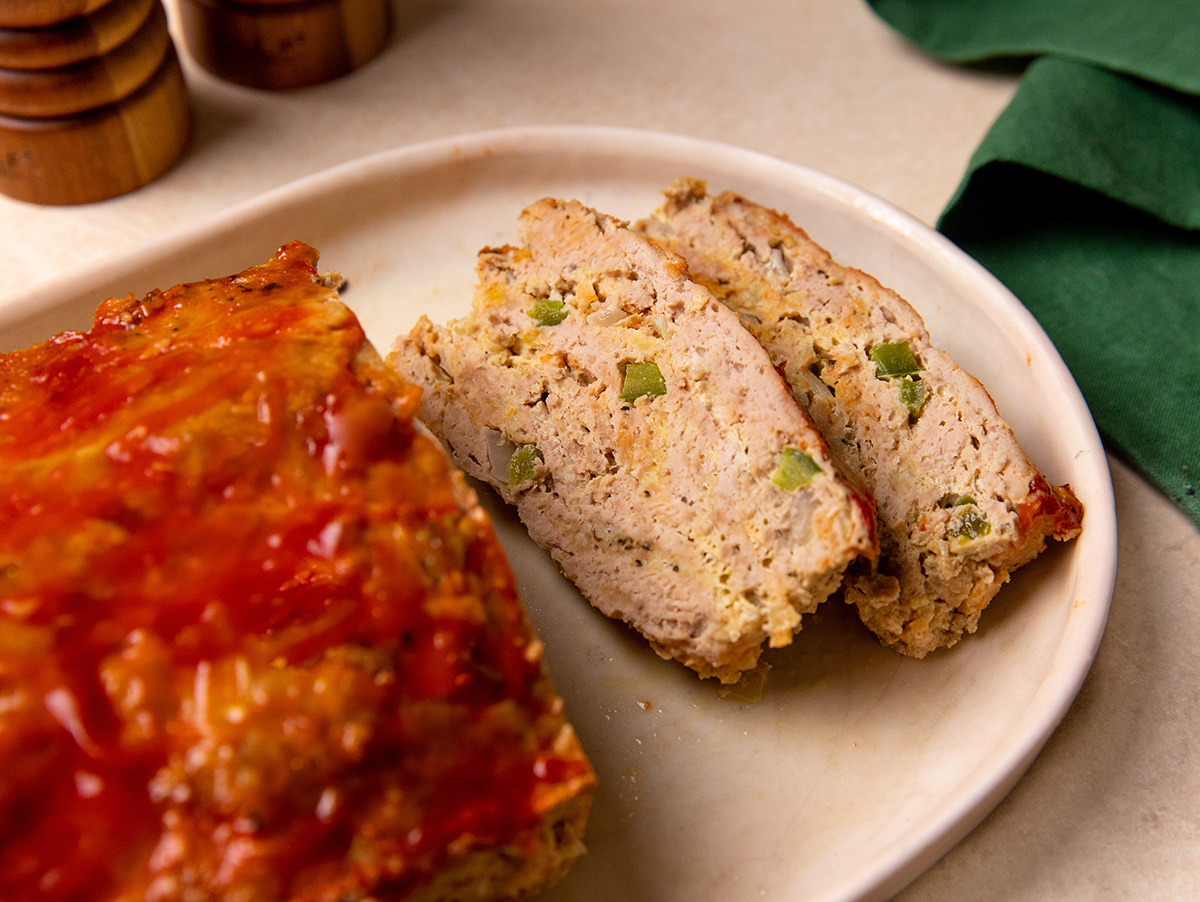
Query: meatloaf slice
xmin=390 ymin=198 xmax=877 ymax=683
xmin=637 ymin=179 xmax=1083 ymax=658
xmin=0 ymin=243 xmax=594 ymax=902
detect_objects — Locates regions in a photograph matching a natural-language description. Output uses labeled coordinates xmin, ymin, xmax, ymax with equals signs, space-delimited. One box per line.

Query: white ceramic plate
xmin=2 ymin=127 xmax=1116 ymax=902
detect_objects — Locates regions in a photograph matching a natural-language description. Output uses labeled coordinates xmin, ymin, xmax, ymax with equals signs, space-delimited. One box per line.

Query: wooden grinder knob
xmin=177 ymin=0 xmax=392 ymax=90
xmin=0 ymin=0 xmax=191 ymax=205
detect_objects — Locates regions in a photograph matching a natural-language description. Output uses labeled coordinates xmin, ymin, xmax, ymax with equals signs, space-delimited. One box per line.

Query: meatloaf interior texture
xmin=391 ymin=198 xmax=877 ymax=684
xmin=0 ymin=242 xmax=593 ymax=902
xmin=637 ymin=179 xmax=1083 ymax=657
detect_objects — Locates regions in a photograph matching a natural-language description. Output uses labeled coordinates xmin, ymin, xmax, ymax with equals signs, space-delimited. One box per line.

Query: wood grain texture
xmin=177 ymin=0 xmax=392 ymax=89
xmin=0 ymin=0 xmax=168 ymax=117
xmin=0 ymin=0 xmax=155 ymax=70
xmin=0 ymin=47 xmax=190 ymax=204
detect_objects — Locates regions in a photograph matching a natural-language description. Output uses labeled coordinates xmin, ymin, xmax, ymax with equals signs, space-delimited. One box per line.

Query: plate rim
xmin=0 ymin=125 xmax=1118 ymax=902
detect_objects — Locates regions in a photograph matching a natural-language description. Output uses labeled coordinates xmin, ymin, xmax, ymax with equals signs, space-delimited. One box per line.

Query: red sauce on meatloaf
xmin=0 ymin=243 xmax=592 ymax=902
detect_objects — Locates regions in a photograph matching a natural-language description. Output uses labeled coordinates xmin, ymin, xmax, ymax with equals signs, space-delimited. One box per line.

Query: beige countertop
xmin=2 ymin=1 xmax=1198 ymax=898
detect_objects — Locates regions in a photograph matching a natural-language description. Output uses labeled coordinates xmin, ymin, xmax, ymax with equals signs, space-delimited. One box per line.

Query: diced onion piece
xmin=486 ymin=429 xmax=516 ymax=483
xmin=649 ymin=312 xmax=672 ymax=340
xmin=793 ymin=367 xmax=833 ymax=404
xmin=587 ymin=307 xmax=626 ymax=327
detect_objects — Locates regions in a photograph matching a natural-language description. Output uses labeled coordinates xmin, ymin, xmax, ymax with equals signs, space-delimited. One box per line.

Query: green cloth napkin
xmin=867 ymin=0 xmax=1200 ymax=527
xmin=868 ymin=0 xmax=1200 ymax=93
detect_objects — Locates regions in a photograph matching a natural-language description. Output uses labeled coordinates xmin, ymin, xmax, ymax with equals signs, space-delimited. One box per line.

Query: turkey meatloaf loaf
xmin=636 ymin=179 xmax=1083 ymax=658
xmin=390 ymin=198 xmax=877 ymax=683
xmin=0 ymin=242 xmax=594 ymax=902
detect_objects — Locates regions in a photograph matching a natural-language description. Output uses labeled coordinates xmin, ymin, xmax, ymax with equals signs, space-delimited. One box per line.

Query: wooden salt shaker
xmin=176 ymin=0 xmax=392 ymax=90
xmin=0 ymin=0 xmax=192 ymax=205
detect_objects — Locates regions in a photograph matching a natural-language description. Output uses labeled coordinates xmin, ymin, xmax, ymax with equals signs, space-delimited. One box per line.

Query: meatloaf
xmin=390 ymin=198 xmax=877 ymax=683
xmin=637 ymin=179 xmax=1082 ymax=657
xmin=0 ymin=243 xmax=594 ymax=902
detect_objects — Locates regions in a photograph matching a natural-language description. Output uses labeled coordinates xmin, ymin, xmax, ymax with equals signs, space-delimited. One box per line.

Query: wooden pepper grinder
xmin=0 ymin=0 xmax=192 ymax=205
xmin=177 ymin=0 xmax=392 ymax=90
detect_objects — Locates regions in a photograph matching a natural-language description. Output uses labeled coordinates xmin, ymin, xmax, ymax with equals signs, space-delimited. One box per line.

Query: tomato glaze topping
xmin=0 ymin=243 xmax=593 ymax=901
